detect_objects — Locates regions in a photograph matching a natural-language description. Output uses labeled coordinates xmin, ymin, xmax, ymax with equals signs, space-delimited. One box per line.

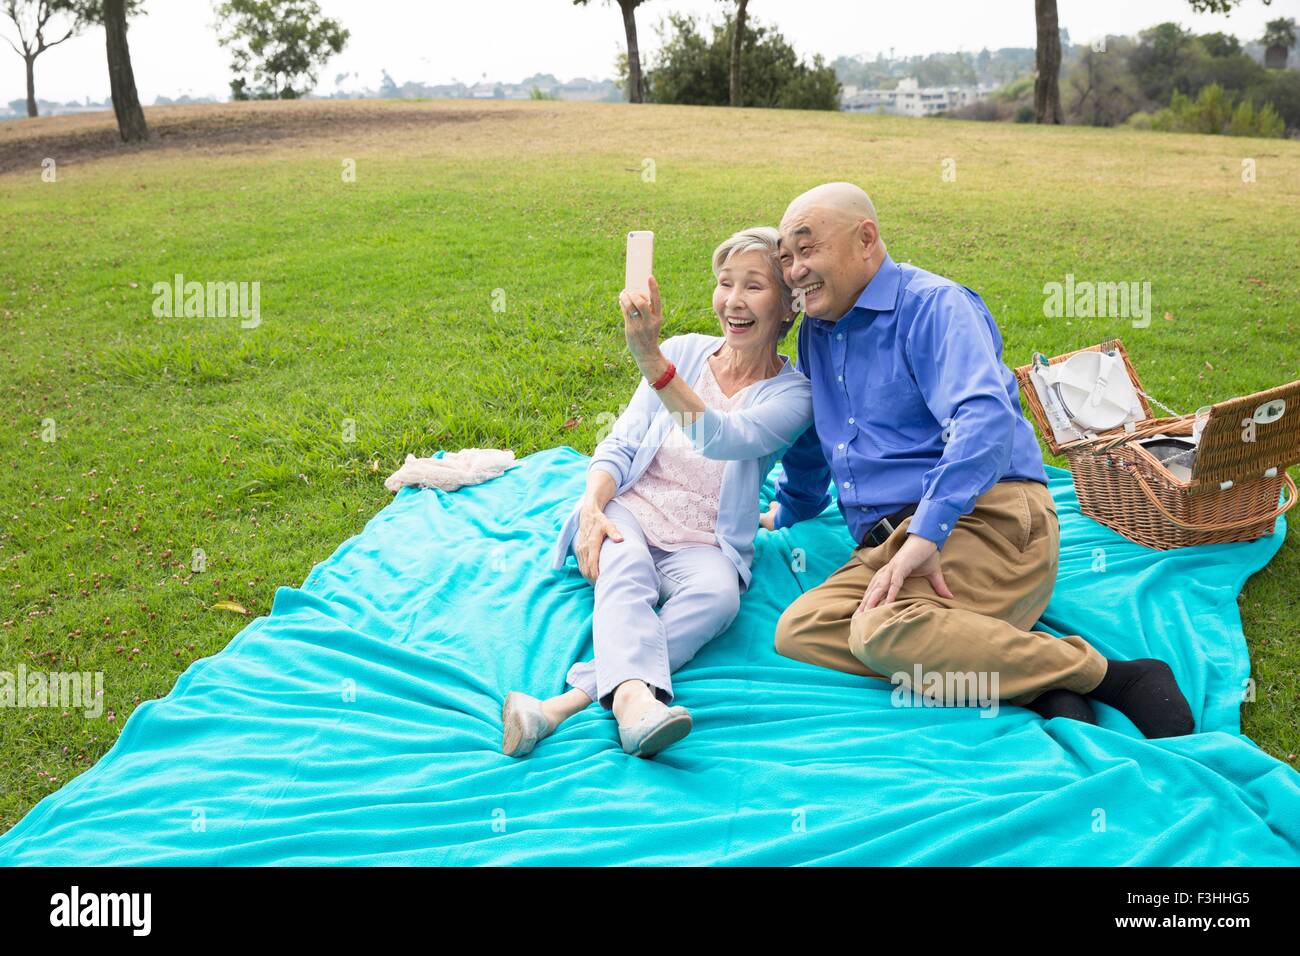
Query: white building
xmin=842 ymin=78 xmax=991 ymax=117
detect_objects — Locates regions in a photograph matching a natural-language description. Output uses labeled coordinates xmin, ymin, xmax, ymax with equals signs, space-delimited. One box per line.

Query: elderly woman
xmin=502 ymin=226 xmax=814 ymax=759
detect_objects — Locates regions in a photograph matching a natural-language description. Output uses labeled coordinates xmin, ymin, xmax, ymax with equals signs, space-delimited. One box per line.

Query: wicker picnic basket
xmin=1013 ymin=338 xmax=1299 ymax=550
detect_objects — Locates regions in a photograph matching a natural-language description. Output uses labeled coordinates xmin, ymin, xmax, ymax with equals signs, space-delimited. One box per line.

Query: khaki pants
xmin=774 ymin=479 xmax=1108 ymax=707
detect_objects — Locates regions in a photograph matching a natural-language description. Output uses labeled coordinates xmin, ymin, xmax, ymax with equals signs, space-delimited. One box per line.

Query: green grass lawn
xmin=1 ymin=99 xmax=1297 ymax=830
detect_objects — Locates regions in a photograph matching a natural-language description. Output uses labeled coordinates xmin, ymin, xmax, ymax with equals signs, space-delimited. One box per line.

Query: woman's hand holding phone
xmin=621 ymin=229 xmax=667 ymax=380
xmin=619 ymin=277 xmax=665 ymax=373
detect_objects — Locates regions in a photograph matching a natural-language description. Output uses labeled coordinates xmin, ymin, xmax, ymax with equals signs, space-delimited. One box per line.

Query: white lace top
xmin=614 ymin=359 xmax=755 ymax=551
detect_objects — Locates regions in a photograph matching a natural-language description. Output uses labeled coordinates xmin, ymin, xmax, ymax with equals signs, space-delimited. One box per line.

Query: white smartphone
xmin=625 ymin=230 xmax=654 ymax=297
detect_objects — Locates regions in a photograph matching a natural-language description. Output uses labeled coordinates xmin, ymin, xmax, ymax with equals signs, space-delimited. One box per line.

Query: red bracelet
xmin=650 ymin=361 xmax=676 ymax=390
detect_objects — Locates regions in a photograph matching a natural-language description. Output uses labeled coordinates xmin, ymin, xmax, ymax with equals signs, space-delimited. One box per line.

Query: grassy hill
xmin=1 ymin=98 xmax=1297 ymax=829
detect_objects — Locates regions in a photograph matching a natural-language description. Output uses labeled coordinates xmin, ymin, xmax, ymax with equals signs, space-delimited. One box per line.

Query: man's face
xmin=777 ymin=209 xmax=871 ymax=323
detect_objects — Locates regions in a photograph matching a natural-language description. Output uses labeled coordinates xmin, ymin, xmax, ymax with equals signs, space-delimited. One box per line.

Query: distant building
xmin=552 ymin=77 xmax=615 ymax=102
xmin=1 ymin=98 xmax=114 ymax=121
xmin=841 ymin=77 xmax=992 ymax=117
xmin=427 ymin=77 xmax=621 ymax=102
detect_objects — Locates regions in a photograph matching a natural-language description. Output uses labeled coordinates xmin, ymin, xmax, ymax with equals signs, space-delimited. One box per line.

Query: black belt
xmin=860 ymin=502 xmax=919 ymax=548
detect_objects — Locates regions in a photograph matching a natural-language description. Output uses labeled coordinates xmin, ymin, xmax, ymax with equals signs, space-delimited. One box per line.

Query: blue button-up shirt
xmin=772 ymin=254 xmax=1047 ymax=549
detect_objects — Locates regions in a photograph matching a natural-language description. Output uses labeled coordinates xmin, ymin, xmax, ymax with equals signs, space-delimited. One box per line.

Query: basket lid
xmin=1190 ymin=379 xmax=1300 ymax=485
xmin=1014 ymin=339 xmax=1153 ymax=456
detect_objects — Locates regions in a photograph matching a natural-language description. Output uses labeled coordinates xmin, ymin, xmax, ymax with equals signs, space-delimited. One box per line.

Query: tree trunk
xmin=104 ymin=0 xmax=148 ymax=142
xmin=25 ymin=55 xmax=37 ymax=117
xmin=730 ymin=0 xmax=749 ymax=107
xmin=1034 ymin=0 xmax=1063 ymax=124
xmin=620 ymin=0 xmax=643 ymax=103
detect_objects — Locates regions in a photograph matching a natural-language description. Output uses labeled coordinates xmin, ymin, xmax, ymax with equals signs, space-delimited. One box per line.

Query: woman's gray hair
xmin=710 ymin=226 xmax=797 ymax=341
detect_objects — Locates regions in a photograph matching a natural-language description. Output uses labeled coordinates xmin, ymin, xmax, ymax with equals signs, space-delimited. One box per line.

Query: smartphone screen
xmin=625 ymin=230 xmax=654 ymax=297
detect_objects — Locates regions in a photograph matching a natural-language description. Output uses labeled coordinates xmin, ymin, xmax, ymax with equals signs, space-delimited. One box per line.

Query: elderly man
xmin=764 ymin=182 xmax=1194 ymax=739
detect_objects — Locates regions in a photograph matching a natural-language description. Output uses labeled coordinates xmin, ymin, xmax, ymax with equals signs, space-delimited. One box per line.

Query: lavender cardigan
xmin=551 ymin=333 xmax=814 ymax=591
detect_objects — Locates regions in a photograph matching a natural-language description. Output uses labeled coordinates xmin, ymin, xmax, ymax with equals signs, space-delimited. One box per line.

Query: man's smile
xmin=801 ymin=280 xmax=824 ymax=307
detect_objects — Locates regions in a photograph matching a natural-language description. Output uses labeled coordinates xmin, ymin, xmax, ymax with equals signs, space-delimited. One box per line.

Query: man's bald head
xmin=777 ymin=182 xmax=886 ymax=323
xmin=781 ymin=182 xmax=878 ymax=232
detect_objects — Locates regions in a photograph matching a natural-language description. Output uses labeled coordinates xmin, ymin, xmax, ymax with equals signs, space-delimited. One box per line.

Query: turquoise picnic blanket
xmin=2 ymin=446 xmax=1297 ymax=865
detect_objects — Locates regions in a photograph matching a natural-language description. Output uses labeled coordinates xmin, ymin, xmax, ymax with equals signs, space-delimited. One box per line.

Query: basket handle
xmin=1123 ymin=466 xmax=1296 ymax=532
xmin=1091 ymin=417 xmax=1191 ymax=453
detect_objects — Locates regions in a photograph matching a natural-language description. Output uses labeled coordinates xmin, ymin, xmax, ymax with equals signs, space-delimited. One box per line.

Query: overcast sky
xmin=3 ymin=0 xmax=1297 ymax=105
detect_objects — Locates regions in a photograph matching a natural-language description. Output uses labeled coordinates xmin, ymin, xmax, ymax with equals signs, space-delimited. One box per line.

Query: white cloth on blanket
xmin=384 ymin=448 xmax=520 ymax=493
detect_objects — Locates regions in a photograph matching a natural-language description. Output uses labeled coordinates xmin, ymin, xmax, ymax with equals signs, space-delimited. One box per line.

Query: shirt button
xmin=837 ymin=442 xmax=845 ymax=450
xmin=844 ymin=481 xmax=853 ymax=488
xmin=836 ymin=333 xmax=843 ymax=340
xmin=848 ymin=417 xmax=855 ymax=425
xmin=940 ymin=523 xmax=949 ymax=531
xmin=837 ymin=375 xmax=843 ymax=382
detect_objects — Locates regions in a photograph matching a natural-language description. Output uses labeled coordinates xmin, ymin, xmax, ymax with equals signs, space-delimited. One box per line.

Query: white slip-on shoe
xmin=617 ymin=701 xmax=692 ymax=758
xmin=501 ymin=691 xmax=554 ymax=758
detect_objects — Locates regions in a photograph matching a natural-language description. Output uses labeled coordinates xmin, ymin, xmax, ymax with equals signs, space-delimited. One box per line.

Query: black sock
xmin=1086 ymin=658 xmax=1195 ymax=738
xmin=1025 ymin=688 xmax=1097 ymax=724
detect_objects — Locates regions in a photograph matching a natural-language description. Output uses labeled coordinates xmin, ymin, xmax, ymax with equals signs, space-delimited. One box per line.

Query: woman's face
xmin=712 ymin=249 xmax=789 ymax=353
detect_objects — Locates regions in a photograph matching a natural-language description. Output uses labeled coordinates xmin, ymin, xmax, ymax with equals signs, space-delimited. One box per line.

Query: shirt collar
xmin=807 ymin=254 xmax=903 ymax=330
xmin=852 ymin=254 xmax=903 ymax=313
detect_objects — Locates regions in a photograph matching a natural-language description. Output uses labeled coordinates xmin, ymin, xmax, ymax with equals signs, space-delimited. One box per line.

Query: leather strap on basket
xmin=1122 ymin=466 xmax=1296 ymax=531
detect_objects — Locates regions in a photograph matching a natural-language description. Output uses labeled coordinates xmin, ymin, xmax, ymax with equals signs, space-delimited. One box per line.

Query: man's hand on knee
xmin=858 ymin=533 xmax=954 ymax=612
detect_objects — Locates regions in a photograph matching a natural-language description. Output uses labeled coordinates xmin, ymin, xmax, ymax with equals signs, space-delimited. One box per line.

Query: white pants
xmin=566 ymin=498 xmax=742 ymax=710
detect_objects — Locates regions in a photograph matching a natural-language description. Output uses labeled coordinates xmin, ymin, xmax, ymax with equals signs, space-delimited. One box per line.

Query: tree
xmin=1198 ymin=31 xmax=1240 ymax=58
xmin=1261 ymin=17 xmax=1296 ymax=69
xmin=1033 ymin=0 xmax=1062 ymax=123
xmin=1064 ymin=37 xmax=1142 ymax=126
xmin=1127 ymin=22 xmax=1196 ymax=103
xmin=1261 ymin=17 xmax=1297 ymax=47
xmin=215 ymin=0 xmax=348 ymax=100
xmin=1187 ymin=82 xmax=1230 ymax=132
xmin=725 ymin=0 xmax=748 ymax=107
xmin=642 ymin=12 xmax=839 ymax=110
xmin=1251 ymin=68 xmax=1300 ymax=131
xmin=1190 ymin=34 xmax=1266 ymax=93
xmin=1186 ymin=0 xmax=1271 ymax=11
xmin=574 ymin=0 xmax=649 ymax=103
xmin=1 ymin=0 xmax=90 ymax=117
xmin=102 ymin=0 xmax=146 ymax=141
xmin=914 ymin=51 xmax=977 ymax=87
xmin=35 ymin=1 xmax=150 ymax=141
xmin=1151 ymin=82 xmax=1284 ymax=136
xmin=1227 ymin=96 xmax=1256 ymax=134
